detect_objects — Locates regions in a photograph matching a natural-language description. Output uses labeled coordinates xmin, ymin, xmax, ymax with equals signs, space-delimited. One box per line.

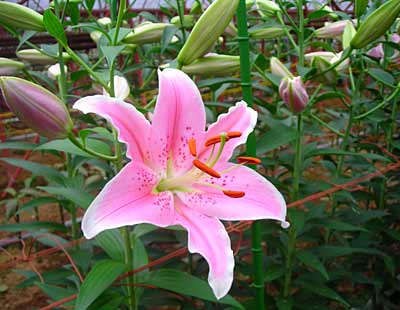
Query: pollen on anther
xmin=227 ymin=131 xmax=242 ymax=139
xmin=237 ymin=156 xmax=262 ymax=165
xmin=193 ymin=159 xmax=221 ymax=178
xmin=204 ymin=136 xmax=222 ymax=147
xmin=188 ymin=138 xmax=197 ymax=157
xmin=223 ymin=190 xmax=245 ymax=198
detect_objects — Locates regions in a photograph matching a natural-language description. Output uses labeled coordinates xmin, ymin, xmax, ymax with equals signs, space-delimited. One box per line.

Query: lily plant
xmin=74 ymin=68 xmax=287 ymax=299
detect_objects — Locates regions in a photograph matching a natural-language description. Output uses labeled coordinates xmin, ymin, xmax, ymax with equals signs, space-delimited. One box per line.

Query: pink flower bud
xmin=279 ymin=77 xmax=309 ymax=114
xmin=315 ymin=20 xmax=352 ymax=38
xmin=270 ymin=57 xmax=294 ymax=79
xmin=0 ymin=77 xmax=73 ymax=139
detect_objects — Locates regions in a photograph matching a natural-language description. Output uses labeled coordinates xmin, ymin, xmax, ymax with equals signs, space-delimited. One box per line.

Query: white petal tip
xmin=281 ymin=220 xmax=290 ymax=229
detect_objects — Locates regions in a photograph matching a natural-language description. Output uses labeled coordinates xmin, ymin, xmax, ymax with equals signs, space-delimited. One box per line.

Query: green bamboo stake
xmin=236 ymin=1 xmax=265 ymax=309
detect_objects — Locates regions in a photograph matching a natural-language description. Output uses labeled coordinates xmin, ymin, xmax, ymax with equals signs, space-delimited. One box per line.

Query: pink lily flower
xmin=73 ymin=69 xmax=287 ymax=299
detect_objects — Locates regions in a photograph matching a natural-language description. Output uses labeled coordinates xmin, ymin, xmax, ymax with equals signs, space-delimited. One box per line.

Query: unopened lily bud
xmin=270 ymin=57 xmax=294 ymax=79
xmin=0 ymin=2 xmax=45 ymax=32
xmin=304 ymin=51 xmax=336 ymax=62
xmin=368 ymin=44 xmax=384 ymax=59
xmin=17 ymin=49 xmax=70 ymax=65
xmin=103 ymin=76 xmax=130 ymax=101
xmin=246 ymin=0 xmax=255 ymax=10
xmin=342 ymin=21 xmax=356 ymax=50
xmin=315 ymin=20 xmax=350 ymax=38
xmin=330 ymin=52 xmax=350 ymax=72
xmin=249 ymin=26 xmax=286 ymax=40
xmin=0 ymin=58 xmax=25 ymax=75
xmin=182 ymin=54 xmax=240 ymax=76
xmin=279 ymin=77 xmax=308 ymax=114
xmin=48 ymin=64 xmax=68 ymax=80
xmin=351 ymin=0 xmax=400 ymax=49
xmin=256 ymin=0 xmax=280 ymax=17
xmin=171 ymin=15 xmax=195 ymax=29
xmin=98 ymin=17 xmax=112 ymax=27
xmin=177 ymin=0 xmax=239 ymax=66
xmin=306 ymin=51 xmax=348 ymax=73
xmin=0 ymin=77 xmax=73 ymax=139
xmin=311 ymin=56 xmax=338 ymax=85
xmin=90 ymin=31 xmax=102 ymax=43
xmin=124 ymin=23 xmax=169 ymax=45
xmin=190 ymin=1 xmax=203 ymax=14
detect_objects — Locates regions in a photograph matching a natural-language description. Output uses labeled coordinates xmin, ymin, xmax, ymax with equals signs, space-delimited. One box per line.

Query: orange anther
xmin=223 ymin=190 xmax=245 ymax=198
xmin=237 ymin=156 xmax=262 ymax=165
xmin=188 ymin=138 xmax=197 ymax=157
xmin=204 ymin=136 xmax=223 ymax=147
xmin=193 ymin=159 xmax=221 ymax=178
xmin=227 ymin=131 xmax=242 ymax=139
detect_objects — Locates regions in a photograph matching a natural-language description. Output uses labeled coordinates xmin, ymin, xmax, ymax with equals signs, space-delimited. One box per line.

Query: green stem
xmin=309 ymin=113 xmax=345 ymax=137
xmin=122 ymin=227 xmax=136 ymax=310
xmin=176 ymin=0 xmax=187 ymax=41
xmin=284 ymin=1 xmax=305 ymax=302
xmin=68 ymin=133 xmax=117 ymax=161
xmin=276 ymin=12 xmax=298 ymax=50
xmin=237 ymin=1 xmax=264 ymax=308
xmin=113 ymin=0 xmax=126 ymax=45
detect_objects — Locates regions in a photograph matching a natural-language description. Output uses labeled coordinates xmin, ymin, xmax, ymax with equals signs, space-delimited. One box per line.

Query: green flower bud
xmin=98 ymin=17 xmax=112 ymax=27
xmin=311 ymin=56 xmax=338 ymax=85
xmin=355 ymin=0 xmax=368 ymax=18
xmin=0 ymin=57 xmax=25 ymax=75
xmin=124 ymin=22 xmax=169 ymax=45
xmin=190 ymin=1 xmax=203 ymax=14
xmin=351 ymin=0 xmax=400 ymax=49
xmin=246 ymin=0 xmax=255 ymax=10
xmin=0 ymin=77 xmax=73 ymax=139
xmin=171 ymin=15 xmax=195 ymax=29
xmin=182 ymin=54 xmax=240 ymax=76
xmin=177 ymin=0 xmax=239 ymax=66
xmin=16 ymin=49 xmax=70 ymax=65
xmin=0 ymin=2 xmax=45 ymax=32
xmin=342 ymin=21 xmax=356 ymax=50
xmin=256 ymin=0 xmax=281 ymax=17
xmin=270 ymin=57 xmax=294 ymax=79
xmin=249 ymin=26 xmax=286 ymax=40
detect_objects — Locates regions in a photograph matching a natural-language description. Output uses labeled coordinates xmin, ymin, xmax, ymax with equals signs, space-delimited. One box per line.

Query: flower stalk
xmin=237 ymin=1 xmax=264 ymax=308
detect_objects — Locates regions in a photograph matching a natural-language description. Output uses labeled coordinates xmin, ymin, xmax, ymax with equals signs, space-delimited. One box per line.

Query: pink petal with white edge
xmin=177 ymin=163 xmax=286 ymax=222
xmin=174 ymin=199 xmax=234 ymax=299
xmin=150 ymin=69 xmax=205 ymax=174
xmin=82 ymin=161 xmax=175 ymax=239
xmin=198 ymin=101 xmax=257 ymax=163
xmin=73 ymin=95 xmax=150 ymax=162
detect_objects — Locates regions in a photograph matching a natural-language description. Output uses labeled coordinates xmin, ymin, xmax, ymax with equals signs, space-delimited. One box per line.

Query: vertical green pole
xmin=236 ymin=1 xmax=265 ymax=309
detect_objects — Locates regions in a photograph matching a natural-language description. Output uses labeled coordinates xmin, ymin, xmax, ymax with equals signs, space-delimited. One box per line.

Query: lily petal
xmin=199 ymin=101 xmax=257 ymax=163
xmin=150 ymin=69 xmax=205 ymax=174
xmin=82 ymin=161 xmax=174 ymax=239
xmin=178 ymin=163 xmax=286 ymax=222
xmin=174 ymin=199 xmax=234 ymax=299
xmin=73 ymin=95 xmax=150 ymax=162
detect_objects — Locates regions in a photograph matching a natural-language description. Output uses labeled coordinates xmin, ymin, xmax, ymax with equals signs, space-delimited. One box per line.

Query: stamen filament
xmin=237 ymin=156 xmax=262 ymax=165
xmin=188 ymin=138 xmax=197 ymax=157
xmin=223 ymin=190 xmax=245 ymax=198
xmin=193 ymin=159 xmax=221 ymax=178
xmin=209 ymin=133 xmax=227 ymax=168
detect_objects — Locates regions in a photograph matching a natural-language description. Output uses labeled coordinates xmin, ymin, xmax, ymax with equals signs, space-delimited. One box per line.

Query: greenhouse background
xmin=0 ymin=0 xmax=399 ymax=309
